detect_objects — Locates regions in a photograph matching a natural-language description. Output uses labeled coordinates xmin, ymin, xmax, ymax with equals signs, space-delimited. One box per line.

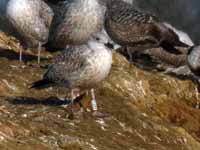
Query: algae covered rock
xmin=0 ymin=27 xmax=199 ymax=149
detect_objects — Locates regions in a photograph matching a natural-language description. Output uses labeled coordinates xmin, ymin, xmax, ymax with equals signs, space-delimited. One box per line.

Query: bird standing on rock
xmin=31 ymin=32 xmax=113 ymax=118
xmin=47 ymin=0 xmax=105 ymax=50
xmin=6 ymin=0 xmax=54 ymax=64
xmin=104 ymin=0 xmax=189 ymax=61
xmin=162 ymin=45 xmax=200 ymax=94
xmin=187 ymin=45 xmax=200 ymax=76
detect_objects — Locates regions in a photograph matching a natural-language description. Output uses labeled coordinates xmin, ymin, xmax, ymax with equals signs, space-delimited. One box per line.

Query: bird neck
xmin=79 ymin=0 xmax=99 ymax=8
xmin=88 ymin=41 xmax=107 ymax=52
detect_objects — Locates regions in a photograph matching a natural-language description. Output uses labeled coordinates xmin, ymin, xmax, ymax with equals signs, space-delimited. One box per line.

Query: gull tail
xmin=30 ymin=79 xmax=53 ymax=89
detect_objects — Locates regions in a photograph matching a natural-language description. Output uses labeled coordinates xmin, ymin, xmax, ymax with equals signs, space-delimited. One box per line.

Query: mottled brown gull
xmin=47 ymin=0 xmax=105 ymax=50
xmin=31 ymin=32 xmax=113 ymax=117
xmin=104 ymin=0 xmax=189 ymax=61
xmin=6 ymin=0 xmax=54 ymax=63
xmin=187 ymin=45 xmax=200 ymax=76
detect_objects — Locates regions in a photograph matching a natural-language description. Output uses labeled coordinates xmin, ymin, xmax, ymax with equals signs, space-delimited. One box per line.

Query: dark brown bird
xmin=187 ymin=45 xmax=200 ymax=76
xmin=104 ymin=0 xmax=189 ymax=60
xmin=159 ymin=46 xmax=200 ymax=86
xmin=143 ymin=47 xmax=188 ymax=67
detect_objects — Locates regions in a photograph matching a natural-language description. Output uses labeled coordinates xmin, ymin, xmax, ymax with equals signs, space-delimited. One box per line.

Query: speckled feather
xmin=48 ymin=0 xmax=105 ymax=49
xmin=104 ymin=0 xmax=188 ymax=49
xmin=35 ymin=38 xmax=112 ymax=91
xmin=187 ymin=46 xmax=200 ymax=75
xmin=143 ymin=47 xmax=187 ymax=67
xmin=108 ymin=2 xmax=159 ymax=25
xmin=6 ymin=0 xmax=54 ymax=47
xmin=105 ymin=1 xmax=160 ymax=46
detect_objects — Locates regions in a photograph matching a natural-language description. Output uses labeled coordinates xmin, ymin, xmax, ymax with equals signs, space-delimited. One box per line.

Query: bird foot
xmin=68 ymin=110 xmax=85 ymax=120
xmin=17 ymin=60 xmax=25 ymax=65
xmin=66 ymin=102 xmax=86 ymax=120
xmin=15 ymin=61 xmax=26 ymax=69
xmin=28 ymin=63 xmax=42 ymax=68
xmin=163 ymin=65 xmax=192 ymax=76
xmin=92 ymin=111 xmax=108 ymax=118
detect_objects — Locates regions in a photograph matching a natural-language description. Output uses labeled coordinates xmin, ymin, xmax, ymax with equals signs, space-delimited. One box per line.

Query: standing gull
xmin=104 ymin=0 xmax=189 ymax=61
xmin=6 ymin=0 xmax=54 ymax=63
xmin=157 ymin=46 xmax=200 ymax=80
xmin=31 ymin=32 xmax=113 ymax=117
xmin=47 ymin=0 xmax=105 ymax=50
xmin=163 ymin=22 xmax=194 ymax=47
xmin=123 ymin=25 xmax=194 ymax=67
xmin=187 ymin=45 xmax=200 ymax=76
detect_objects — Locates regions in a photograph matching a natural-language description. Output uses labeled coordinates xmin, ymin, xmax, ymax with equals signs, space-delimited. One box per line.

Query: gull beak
xmin=104 ymin=42 xmax=114 ymax=49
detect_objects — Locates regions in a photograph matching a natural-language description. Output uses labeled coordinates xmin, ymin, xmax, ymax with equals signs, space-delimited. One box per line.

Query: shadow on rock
xmin=8 ymin=96 xmax=70 ymax=106
xmin=0 ymin=48 xmax=48 ymax=62
xmin=8 ymin=94 xmax=85 ymax=106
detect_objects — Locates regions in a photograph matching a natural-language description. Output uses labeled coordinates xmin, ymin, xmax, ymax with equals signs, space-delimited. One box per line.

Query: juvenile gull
xmin=157 ymin=46 xmax=200 ymax=80
xmin=163 ymin=22 xmax=194 ymax=47
xmin=119 ymin=24 xmax=193 ymax=67
xmin=104 ymin=0 xmax=189 ymax=60
xmin=187 ymin=45 xmax=200 ymax=76
xmin=47 ymin=0 xmax=105 ymax=50
xmin=6 ymin=0 xmax=54 ymax=63
xmin=123 ymin=46 xmax=188 ymax=67
xmin=31 ymin=32 xmax=113 ymax=117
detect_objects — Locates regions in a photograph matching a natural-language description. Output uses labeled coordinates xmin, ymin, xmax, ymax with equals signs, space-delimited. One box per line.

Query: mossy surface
xmin=0 ymin=31 xmax=199 ymax=149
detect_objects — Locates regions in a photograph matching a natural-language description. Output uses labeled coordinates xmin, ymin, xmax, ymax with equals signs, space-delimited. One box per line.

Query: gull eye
xmin=95 ymin=37 xmax=100 ymax=41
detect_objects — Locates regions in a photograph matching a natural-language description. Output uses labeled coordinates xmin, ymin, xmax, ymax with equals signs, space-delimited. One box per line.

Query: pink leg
xmin=37 ymin=42 xmax=42 ymax=64
xmin=90 ymin=89 xmax=98 ymax=112
xmin=19 ymin=48 xmax=23 ymax=62
xmin=68 ymin=90 xmax=75 ymax=119
xmin=90 ymin=89 xmax=108 ymax=118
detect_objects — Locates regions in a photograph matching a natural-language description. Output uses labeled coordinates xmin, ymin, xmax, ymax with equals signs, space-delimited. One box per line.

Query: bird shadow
xmin=0 ymin=48 xmax=48 ymax=63
xmin=9 ymin=96 xmax=69 ymax=106
xmin=7 ymin=94 xmax=85 ymax=107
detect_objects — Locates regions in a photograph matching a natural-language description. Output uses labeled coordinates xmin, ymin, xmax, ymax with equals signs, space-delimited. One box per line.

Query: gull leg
xmin=37 ymin=42 xmax=42 ymax=64
xmin=68 ymin=92 xmax=88 ymax=119
xmin=90 ymin=89 xmax=107 ymax=118
xmin=194 ymin=85 xmax=200 ymax=109
xmin=126 ymin=47 xmax=133 ymax=62
xmin=86 ymin=90 xmax=89 ymax=96
xmin=126 ymin=47 xmax=145 ymax=62
xmin=163 ymin=65 xmax=191 ymax=76
xmin=19 ymin=48 xmax=23 ymax=62
xmin=75 ymin=93 xmax=87 ymax=113
xmin=78 ymin=101 xmax=84 ymax=113
xmin=90 ymin=89 xmax=98 ymax=112
xmin=68 ymin=90 xmax=75 ymax=119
